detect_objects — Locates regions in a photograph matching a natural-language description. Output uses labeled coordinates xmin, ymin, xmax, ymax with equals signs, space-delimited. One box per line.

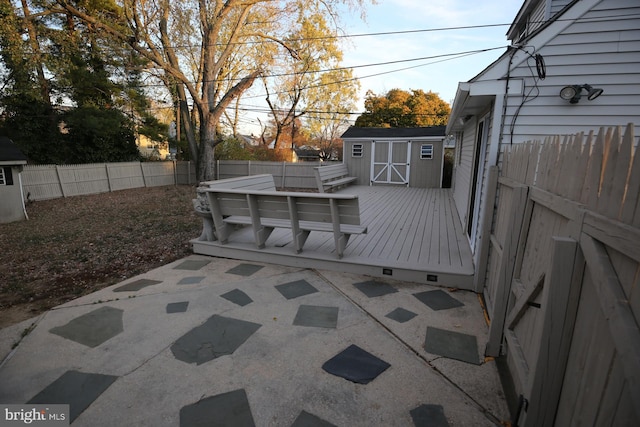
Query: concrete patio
xmin=0 ymin=255 xmax=508 ymax=426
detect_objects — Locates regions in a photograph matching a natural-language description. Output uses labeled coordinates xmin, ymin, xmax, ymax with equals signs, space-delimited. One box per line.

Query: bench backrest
xmin=207 ymin=189 xmax=361 ymax=225
xmin=202 ymin=174 xmax=276 ymax=191
xmin=315 ymin=163 xmax=349 ymax=181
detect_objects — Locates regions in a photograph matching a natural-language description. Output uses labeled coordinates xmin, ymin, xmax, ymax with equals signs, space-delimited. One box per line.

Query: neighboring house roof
xmin=238 ymin=134 xmax=260 ymax=147
xmin=341 ymin=126 xmax=446 ymax=139
xmin=0 ymin=136 xmax=28 ymax=165
xmin=294 ymin=148 xmax=320 ymax=160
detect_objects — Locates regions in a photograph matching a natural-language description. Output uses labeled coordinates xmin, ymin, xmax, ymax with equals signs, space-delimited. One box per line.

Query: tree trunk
xmin=197 ymin=115 xmax=217 ymax=182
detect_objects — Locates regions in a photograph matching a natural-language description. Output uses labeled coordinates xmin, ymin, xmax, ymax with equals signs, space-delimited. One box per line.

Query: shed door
xmin=371 ymin=141 xmax=410 ymax=185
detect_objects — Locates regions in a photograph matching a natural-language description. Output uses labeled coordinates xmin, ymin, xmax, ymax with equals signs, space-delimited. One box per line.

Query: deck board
xmin=192 ymin=185 xmax=475 ymax=289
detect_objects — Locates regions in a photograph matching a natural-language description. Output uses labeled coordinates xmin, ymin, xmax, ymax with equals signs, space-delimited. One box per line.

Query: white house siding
xmin=452 ymin=119 xmax=478 ymax=230
xmin=504 ymin=0 xmax=640 ymax=144
xmin=550 ymin=0 xmax=572 ymax=15
xmin=527 ymin=0 xmax=548 ymax=35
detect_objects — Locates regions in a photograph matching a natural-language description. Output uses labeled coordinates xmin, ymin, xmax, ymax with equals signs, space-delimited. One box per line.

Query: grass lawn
xmin=0 ymin=185 xmax=201 ymax=329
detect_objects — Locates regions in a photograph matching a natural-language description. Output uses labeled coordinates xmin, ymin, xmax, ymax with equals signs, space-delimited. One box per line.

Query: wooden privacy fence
xmin=482 ymin=124 xmax=640 ymax=426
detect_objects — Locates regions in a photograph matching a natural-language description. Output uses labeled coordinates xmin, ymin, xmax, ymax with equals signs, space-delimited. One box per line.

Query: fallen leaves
xmin=0 ymin=185 xmax=201 ymax=328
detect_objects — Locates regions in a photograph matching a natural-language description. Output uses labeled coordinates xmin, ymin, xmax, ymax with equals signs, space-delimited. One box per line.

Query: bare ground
xmin=0 ymin=185 xmax=201 ymax=329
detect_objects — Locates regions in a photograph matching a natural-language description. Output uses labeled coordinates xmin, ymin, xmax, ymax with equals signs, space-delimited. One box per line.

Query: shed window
xmin=420 ymin=144 xmax=434 ymax=159
xmin=352 ymin=143 xmax=363 ymax=157
xmin=0 ymin=167 xmax=13 ymax=185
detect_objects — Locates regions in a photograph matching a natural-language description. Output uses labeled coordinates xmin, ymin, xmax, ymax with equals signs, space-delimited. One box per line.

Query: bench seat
xmin=314 ymin=163 xmax=357 ymax=193
xmin=194 ymin=174 xmax=278 ymax=242
xmin=202 ymin=177 xmax=366 ymax=258
xmin=320 ymin=176 xmax=357 ymax=191
xmin=223 ymin=215 xmax=367 ymax=235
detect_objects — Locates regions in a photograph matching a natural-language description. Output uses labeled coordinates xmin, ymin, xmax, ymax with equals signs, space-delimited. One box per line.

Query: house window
xmin=352 ymin=143 xmax=363 ymax=157
xmin=0 ymin=167 xmax=5 ymax=185
xmin=420 ymin=144 xmax=433 ymax=159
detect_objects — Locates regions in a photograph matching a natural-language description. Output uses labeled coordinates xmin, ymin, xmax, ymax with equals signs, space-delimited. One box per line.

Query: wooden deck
xmin=192 ymin=186 xmax=475 ymax=289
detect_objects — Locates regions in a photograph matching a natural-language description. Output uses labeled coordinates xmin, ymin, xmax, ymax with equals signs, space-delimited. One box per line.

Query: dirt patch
xmin=0 ymin=185 xmax=201 ymax=329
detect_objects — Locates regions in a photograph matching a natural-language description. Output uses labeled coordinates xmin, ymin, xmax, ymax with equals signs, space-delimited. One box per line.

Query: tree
xmin=0 ymin=0 xmax=160 ymax=163
xmin=54 ymin=0 xmax=373 ymax=181
xmin=355 ymin=88 xmax=450 ymax=127
xmin=306 ymin=68 xmax=359 ymax=160
xmin=0 ymin=0 xmax=60 ymax=162
xmin=262 ymin=5 xmax=359 ymax=154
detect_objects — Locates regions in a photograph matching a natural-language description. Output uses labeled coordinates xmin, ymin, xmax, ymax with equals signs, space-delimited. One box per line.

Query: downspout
xmin=19 ymin=171 xmax=29 ymax=220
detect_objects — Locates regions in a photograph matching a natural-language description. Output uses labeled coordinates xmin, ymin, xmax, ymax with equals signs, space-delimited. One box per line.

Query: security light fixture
xmin=559 ymin=84 xmax=604 ymax=104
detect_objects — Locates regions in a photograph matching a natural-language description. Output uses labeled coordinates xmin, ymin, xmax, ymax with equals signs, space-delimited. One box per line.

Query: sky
xmin=239 ymin=0 xmax=525 ymax=134
xmin=342 ymin=0 xmax=524 ymax=105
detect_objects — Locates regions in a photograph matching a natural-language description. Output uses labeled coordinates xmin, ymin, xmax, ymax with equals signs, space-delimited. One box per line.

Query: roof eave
xmin=446 ymin=83 xmax=471 ymax=134
xmin=0 ymin=160 xmax=27 ymax=166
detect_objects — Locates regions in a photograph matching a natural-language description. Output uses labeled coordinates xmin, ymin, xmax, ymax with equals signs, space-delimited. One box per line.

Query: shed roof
xmin=0 ymin=136 xmax=28 ymax=165
xmin=341 ymin=126 xmax=446 ymax=139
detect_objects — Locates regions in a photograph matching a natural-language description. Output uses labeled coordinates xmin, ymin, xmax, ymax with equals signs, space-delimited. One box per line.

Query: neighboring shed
xmin=294 ymin=147 xmax=321 ymax=162
xmin=341 ymin=126 xmax=446 ymax=188
xmin=0 ymin=136 xmax=28 ymax=223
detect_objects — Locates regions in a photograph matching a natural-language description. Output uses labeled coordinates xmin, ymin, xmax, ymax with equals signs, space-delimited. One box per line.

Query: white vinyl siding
xmin=502 ymin=1 xmax=640 ymax=144
xmin=528 ymin=0 xmax=548 ymax=36
xmin=550 ymin=0 xmax=572 ymax=15
xmin=452 ymin=121 xmax=477 ymax=227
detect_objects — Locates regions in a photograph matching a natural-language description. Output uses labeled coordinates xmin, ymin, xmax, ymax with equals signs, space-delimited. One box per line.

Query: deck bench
xmin=193 ymin=174 xmax=278 ymax=241
xmin=201 ymin=174 xmax=366 ymax=258
xmin=314 ymin=163 xmax=357 ymax=193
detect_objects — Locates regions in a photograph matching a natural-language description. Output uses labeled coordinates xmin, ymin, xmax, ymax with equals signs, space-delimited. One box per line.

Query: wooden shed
xmin=341 ymin=126 xmax=446 ymax=188
xmin=0 ymin=136 xmax=28 ymax=223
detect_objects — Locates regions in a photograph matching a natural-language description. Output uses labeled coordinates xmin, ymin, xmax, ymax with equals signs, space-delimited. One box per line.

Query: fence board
xmin=21 ymin=165 xmax=63 ymax=201
xmin=21 ymin=161 xmax=320 ymax=201
xmin=142 ymin=162 xmax=175 ymax=187
xmin=621 ymin=125 xmax=639 ymax=224
xmin=490 ymin=123 xmax=640 ymax=426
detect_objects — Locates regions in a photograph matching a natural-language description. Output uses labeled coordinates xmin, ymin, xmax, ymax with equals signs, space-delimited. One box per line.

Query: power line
xmin=241 ymin=47 xmax=502 ymax=100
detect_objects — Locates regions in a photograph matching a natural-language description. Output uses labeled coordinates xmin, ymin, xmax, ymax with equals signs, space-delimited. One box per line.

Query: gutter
xmin=445 ymin=83 xmax=471 ymax=134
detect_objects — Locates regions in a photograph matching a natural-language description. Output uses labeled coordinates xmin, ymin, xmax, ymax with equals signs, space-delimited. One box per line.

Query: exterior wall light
xmin=559 ymin=84 xmax=604 ymax=104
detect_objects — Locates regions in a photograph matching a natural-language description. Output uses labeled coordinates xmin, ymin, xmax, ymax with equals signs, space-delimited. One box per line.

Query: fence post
xmin=281 ymin=162 xmax=286 ymax=189
xmin=473 ymin=166 xmax=499 ymax=292
xmin=55 ymin=165 xmax=67 ymax=197
xmin=173 ymin=160 xmax=177 ymax=186
xmin=139 ymin=162 xmax=147 ymax=187
xmin=105 ymin=163 xmax=112 ymax=192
